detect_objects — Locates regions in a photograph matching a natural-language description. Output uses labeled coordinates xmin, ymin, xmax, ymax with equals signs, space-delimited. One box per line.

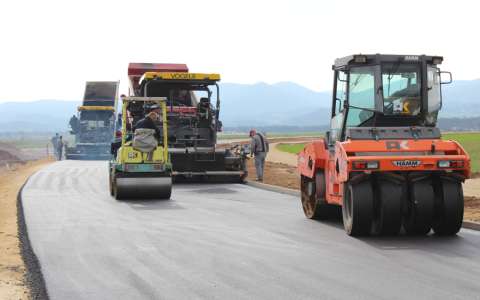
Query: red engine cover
xmin=128 ymin=63 xmax=188 ymax=76
xmin=128 ymin=63 xmax=189 ymax=92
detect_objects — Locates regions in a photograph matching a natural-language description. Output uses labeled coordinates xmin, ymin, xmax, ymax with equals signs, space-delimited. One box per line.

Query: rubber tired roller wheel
xmin=372 ymin=180 xmax=403 ymax=236
xmin=342 ymin=181 xmax=374 ymax=236
xmin=433 ymin=179 xmax=464 ymax=236
xmin=404 ymin=180 xmax=434 ymax=235
xmin=300 ymin=173 xmax=333 ymax=220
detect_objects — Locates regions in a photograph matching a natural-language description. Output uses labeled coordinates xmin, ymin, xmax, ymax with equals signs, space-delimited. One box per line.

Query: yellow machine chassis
xmin=118 ymin=96 xmax=169 ymax=165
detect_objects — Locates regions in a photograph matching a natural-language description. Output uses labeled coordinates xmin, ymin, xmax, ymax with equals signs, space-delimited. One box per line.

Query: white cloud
xmin=0 ymin=0 xmax=478 ymax=101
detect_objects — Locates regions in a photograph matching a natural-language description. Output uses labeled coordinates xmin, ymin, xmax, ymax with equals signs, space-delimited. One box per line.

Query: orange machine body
xmin=298 ymin=138 xmax=471 ymax=206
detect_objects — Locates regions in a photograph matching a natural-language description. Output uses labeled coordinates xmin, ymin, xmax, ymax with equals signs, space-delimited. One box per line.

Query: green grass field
xmin=218 ymin=132 xmax=323 ymax=140
xmin=276 ymin=143 xmax=306 ymax=154
xmin=276 ymin=132 xmax=480 ymax=173
xmin=443 ymin=132 xmax=480 ymax=173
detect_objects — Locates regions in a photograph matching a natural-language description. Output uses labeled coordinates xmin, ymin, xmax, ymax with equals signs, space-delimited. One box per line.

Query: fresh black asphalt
xmin=21 ymin=161 xmax=480 ymax=299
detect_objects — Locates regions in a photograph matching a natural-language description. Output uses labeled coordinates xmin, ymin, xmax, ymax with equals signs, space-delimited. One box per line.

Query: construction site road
xmin=21 ymin=161 xmax=480 ymax=300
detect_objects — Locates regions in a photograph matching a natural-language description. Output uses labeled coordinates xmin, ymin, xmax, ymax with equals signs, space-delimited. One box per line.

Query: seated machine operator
xmin=385 ymin=84 xmax=421 ymax=115
xmin=132 ymin=105 xmax=162 ymax=160
xmin=166 ymin=90 xmax=192 ymax=107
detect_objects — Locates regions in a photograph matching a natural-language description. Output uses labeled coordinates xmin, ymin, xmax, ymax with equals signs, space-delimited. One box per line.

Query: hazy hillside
xmin=441 ymin=80 xmax=480 ymax=117
xmin=0 ymin=79 xmax=479 ymax=132
xmin=220 ymin=82 xmax=330 ymax=126
xmin=0 ymin=100 xmax=79 ymax=132
xmin=0 ymin=82 xmax=331 ymax=131
xmin=223 ymin=79 xmax=480 ymax=127
xmin=438 ymin=116 xmax=480 ymax=131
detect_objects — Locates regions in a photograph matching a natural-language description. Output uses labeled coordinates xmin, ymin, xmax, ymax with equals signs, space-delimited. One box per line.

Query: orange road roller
xmin=298 ymin=54 xmax=470 ymax=236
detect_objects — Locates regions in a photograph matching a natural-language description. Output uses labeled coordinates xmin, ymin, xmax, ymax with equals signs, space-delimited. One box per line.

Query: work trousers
xmin=254 ymin=152 xmax=267 ymax=180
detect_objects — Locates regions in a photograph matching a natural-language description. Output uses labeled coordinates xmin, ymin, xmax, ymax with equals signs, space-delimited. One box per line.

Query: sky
xmin=0 ymin=0 xmax=479 ymax=102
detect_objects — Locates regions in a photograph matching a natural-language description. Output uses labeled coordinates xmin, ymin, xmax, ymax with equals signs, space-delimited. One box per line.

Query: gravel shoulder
xmin=464 ymin=177 xmax=480 ymax=198
xmin=0 ymin=159 xmax=52 ymax=300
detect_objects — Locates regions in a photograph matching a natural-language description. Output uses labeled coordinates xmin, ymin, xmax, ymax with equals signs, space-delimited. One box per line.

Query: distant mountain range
xmin=220 ymin=82 xmax=331 ymax=126
xmin=0 ymin=79 xmax=479 ymax=132
xmin=0 ymin=100 xmax=78 ymax=132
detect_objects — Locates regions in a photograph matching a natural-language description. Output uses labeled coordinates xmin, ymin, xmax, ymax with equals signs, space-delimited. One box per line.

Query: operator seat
xmin=198 ymin=97 xmax=211 ymax=119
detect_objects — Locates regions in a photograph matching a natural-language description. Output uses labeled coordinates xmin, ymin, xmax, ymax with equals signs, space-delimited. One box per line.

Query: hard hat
xmin=144 ymin=103 xmax=160 ymax=112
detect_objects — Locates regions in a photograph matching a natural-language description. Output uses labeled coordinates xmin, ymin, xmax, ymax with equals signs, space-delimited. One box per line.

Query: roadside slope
xmin=266 ymin=142 xmax=299 ymax=166
xmin=0 ymin=159 xmax=52 ymax=300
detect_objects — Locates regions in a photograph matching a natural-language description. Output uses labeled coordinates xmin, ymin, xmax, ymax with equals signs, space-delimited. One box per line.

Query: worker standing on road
xmin=51 ymin=133 xmax=59 ymax=158
xmin=56 ymin=136 xmax=64 ymax=160
xmin=249 ymin=129 xmax=269 ymax=182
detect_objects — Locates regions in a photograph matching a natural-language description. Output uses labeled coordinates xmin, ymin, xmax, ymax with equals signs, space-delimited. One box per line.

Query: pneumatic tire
xmin=404 ymin=180 xmax=434 ymax=235
xmin=433 ymin=178 xmax=464 ymax=236
xmin=342 ymin=181 xmax=374 ymax=236
xmin=372 ymin=180 xmax=403 ymax=236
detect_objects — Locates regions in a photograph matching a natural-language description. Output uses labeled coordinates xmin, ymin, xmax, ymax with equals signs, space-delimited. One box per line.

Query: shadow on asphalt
xmin=312 ymin=206 xmax=345 ymax=230
xmin=173 ymin=182 xmax=243 ymax=188
xmin=317 ymin=218 xmax=345 ymax=230
xmin=359 ymin=233 xmax=479 ymax=258
xmin=193 ymin=187 xmax=239 ymax=194
xmin=319 ymin=220 xmax=478 ymax=258
xmin=119 ymin=198 xmax=185 ymax=210
xmin=306 ymin=209 xmax=478 ymax=258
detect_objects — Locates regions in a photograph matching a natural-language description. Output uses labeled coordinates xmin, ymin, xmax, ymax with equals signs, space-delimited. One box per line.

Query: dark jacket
xmin=133 ymin=117 xmax=161 ymax=139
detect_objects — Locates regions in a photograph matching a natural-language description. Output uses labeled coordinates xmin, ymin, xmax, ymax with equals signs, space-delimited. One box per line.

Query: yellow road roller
xmin=109 ymin=96 xmax=172 ymax=200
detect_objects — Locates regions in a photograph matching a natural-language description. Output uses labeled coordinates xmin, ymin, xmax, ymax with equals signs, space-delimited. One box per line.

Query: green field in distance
xmin=276 ymin=132 xmax=480 ymax=173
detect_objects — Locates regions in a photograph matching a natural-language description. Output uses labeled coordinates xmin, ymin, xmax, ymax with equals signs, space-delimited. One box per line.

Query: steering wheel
xmin=384 ymin=101 xmax=394 ymax=114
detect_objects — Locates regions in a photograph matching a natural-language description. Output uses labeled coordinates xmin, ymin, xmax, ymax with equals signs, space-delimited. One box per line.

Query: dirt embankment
xmin=0 ymin=159 xmax=52 ymax=300
xmin=266 ymin=143 xmax=300 ymax=166
xmin=245 ymin=139 xmax=307 ymax=189
xmin=0 ymin=142 xmax=26 ymax=163
xmin=247 ymin=159 xmax=300 ymax=190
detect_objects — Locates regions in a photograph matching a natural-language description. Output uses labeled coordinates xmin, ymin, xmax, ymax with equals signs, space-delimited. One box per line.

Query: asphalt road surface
xmin=22 ymin=161 xmax=480 ymax=299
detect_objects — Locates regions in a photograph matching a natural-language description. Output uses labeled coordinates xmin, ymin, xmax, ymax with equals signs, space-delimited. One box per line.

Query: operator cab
xmin=129 ymin=72 xmax=222 ymax=147
xmin=328 ymin=54 xmax=452 ymax=144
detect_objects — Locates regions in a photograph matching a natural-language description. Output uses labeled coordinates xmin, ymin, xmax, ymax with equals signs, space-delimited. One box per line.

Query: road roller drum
xmin=113 ymin=175 xmax=172 ymax=200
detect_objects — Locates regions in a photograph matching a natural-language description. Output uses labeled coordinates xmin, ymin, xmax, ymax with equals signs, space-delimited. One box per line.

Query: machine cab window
xmin=329 ymin=54 xmax=451 ymax=142
xmin=346 ymin=66 xmax=376 ymax=127
xmin=330 ymin=70 xmax=347 ymax=144
xmin=382 ymin=63 xmax=421 ymax=116
xmin=427 ymin=66 xmax=442 ymax=112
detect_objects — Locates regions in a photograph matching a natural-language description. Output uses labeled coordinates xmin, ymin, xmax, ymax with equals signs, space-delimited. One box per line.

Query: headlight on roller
xmin=437 ymin=160 xmax=464 ymax=168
